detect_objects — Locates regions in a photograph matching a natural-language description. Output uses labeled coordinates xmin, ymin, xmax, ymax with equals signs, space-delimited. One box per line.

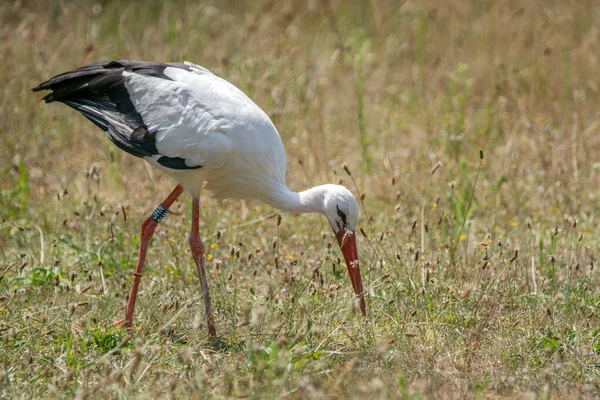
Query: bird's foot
xmin=109 ymin=318 xmax=135 ymax=330
xmin=109 ymin=318 xmax=125 ymax=328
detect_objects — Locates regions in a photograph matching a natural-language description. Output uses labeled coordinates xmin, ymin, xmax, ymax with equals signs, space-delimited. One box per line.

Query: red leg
xmin=190 ymin=197 xmax=217 ymax=337
xmin=112 ymin=185 xmax=184 ymax=328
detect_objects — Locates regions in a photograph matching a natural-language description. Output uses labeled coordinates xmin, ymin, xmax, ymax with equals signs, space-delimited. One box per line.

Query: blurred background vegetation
xmin=1 ymin=0 xmax=600 ymax=398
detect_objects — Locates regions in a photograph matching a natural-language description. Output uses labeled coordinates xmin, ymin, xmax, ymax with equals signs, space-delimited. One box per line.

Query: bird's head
xmin=322 ymin=185 xmax=366 ymax=316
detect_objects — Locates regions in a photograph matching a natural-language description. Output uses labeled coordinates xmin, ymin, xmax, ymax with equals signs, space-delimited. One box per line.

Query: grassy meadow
xmin=2 ymin=0 xmax=600 ymax=398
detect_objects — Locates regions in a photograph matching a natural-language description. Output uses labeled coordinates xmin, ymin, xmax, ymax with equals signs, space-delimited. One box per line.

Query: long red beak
xmin=336 ymin=230 xmax=366 ymax=316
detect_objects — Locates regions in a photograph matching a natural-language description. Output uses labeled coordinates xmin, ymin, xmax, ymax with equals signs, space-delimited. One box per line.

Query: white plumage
xmin=126 ymin=63 xmax=286 ymax=200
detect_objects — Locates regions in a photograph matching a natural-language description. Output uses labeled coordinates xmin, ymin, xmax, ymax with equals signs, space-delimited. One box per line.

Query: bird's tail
xmin=32 ymin=61 xmax=127 ymax=104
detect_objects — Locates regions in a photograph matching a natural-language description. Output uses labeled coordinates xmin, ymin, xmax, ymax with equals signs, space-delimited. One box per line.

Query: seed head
xmin=342 ymin=164 xmax=352 ymax=176
xmin=360 ymin=228 xmax=368 ymax=239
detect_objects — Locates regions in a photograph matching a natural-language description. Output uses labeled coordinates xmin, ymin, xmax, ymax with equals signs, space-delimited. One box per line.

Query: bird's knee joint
xmin=189 ymin=234 xmax=204 ymax=254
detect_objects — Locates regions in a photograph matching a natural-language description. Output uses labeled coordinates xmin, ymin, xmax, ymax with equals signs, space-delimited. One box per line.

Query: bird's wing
xmin=33 ymin=60 xmax=233 ymax=171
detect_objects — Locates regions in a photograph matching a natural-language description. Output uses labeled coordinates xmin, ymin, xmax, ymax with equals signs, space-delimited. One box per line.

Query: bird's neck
xmin=263 ymin=184 xmax=327 ymax=214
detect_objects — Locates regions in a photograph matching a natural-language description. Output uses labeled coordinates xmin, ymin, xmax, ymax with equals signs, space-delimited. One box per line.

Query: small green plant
xmin=448 ymin=151 xmax=484 ymax=263
xmin=88 ymin=327 xmax=129 ymax=354
xmin=27 ymin=267 xmax=56 ymax=286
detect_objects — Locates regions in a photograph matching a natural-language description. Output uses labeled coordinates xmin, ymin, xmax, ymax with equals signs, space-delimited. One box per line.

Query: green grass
xmin=1 ymin=0 xmax=600 ymax=398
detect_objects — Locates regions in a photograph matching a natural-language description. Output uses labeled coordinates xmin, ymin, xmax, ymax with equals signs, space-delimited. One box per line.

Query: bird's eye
xmin=336 ymin=205 xmax=347 ymax=227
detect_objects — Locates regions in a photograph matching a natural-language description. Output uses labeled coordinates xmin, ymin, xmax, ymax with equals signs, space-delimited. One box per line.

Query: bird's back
xmin=34 ymin=60 xmax=288 ymax=199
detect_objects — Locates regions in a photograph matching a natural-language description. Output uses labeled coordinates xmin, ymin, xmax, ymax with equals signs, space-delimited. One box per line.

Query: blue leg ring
xmin=151 ymin=203 xmax=169 ymax=223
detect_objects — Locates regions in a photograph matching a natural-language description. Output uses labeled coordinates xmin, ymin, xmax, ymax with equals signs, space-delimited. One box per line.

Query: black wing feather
xmin=33 ymin=60 xmax=200 ymax=170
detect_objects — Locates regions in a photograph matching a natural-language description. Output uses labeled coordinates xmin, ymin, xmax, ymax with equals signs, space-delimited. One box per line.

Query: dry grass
xmin=1 ymin=0 xmax=600 ymax=398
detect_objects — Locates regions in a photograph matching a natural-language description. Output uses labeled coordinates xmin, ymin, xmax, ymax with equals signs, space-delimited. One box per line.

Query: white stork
xmin=33 ymin=60 xmax=365 ymax=337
